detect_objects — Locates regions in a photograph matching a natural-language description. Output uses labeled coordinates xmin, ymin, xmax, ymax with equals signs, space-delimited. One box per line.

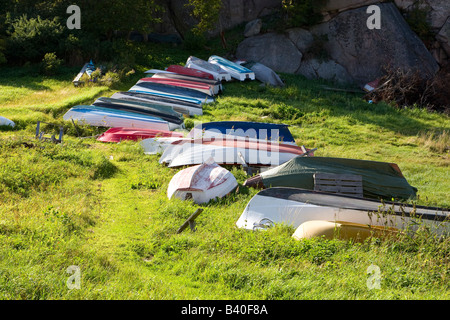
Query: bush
xmin=7 ymin=15 xmax=64 ymax=63
xmin=40 ymin=52 xmax=63 ymax=75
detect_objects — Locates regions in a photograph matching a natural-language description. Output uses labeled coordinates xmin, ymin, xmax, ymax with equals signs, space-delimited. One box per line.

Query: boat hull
xmin=167 ymin=158 xmax=238 ymax=204
xmin=129 ymin=81 xmax=215 ymax=104
xmin=111 ymin=91 xmax=202 ymax=116
xmin=63 ymin=105 xmax=170 ymax=131
xmin=188 ymin=121 xmax=297 ymax=145
xmin=166 ymin=64 xmax=215 ymax=80
xmin=159 ymin=137 xmax=308 ymax=167
xmin=236 ymin=187 xmax=450 ymax=236
xmin=186 ymin=56 xmax=231 ymax=81
xmin=139 ymin=77 xmax=215 ymax=95
xmin=97 ymin=127 xmax=184 ymax=143
xmin=92 ymin=97 xmax=184 ymax=129
xmin=208 ymin=55 xmax=255 ymax=81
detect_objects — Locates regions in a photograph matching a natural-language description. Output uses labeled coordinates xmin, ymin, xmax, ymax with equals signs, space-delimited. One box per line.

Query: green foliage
xmin=281 ymin=0 xmax=328 ymax=28
xmin=40 ymin=52 xmax=63 ymax=76
xmin=7 ymin=15 xmax=64 ymax=63
xmin=186 ymin=0 xmax=223 ymax=35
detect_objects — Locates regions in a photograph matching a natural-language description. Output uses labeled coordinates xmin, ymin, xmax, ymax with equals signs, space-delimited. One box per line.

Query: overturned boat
xmin=151 ymin=72 xmax=222 ymax=94
xmin=188 ymin=121 xmax=297 ymax=145
xmin=129 ymin=81 xmax=215 ymax=105
xmin=63 ymin=105 xmax=170 ymax=131
xmin=208 ymin=55 xmax=255 ymax=81
xmin=167 ymin=157 xmax=238 ymax=204
xmin=244 ymin=156 xmax=418 ymax=201
xmin=139 ymin=77 xmax=215 ymax=96
xmin=159 ymin=136 xmax=311 ymax=168
xmin=111 ymin=91 xmax=202 ymax=116
xmin=97 ymin=127 xmax=184 ymax=143
xmin=0 ymin=116 xmax=15 ymax=127
xmin=92 ymin=97 xmax=184 ymax=130
xmin=236 ymin=187 xmax=450 ymax=237
xmin=185 ymin=56 xmax=231 ymax=82
xmin=166 ymin=64 xmax=215 ymax=80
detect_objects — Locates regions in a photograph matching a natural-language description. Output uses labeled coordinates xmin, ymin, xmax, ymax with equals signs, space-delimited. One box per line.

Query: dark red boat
xmin=97 ymin=127 xmax=184 ymax=143
xmin=166 ymin=65 xmax=214 ymax=80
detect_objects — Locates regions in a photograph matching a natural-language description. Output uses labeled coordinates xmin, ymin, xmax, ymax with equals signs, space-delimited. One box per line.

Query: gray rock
xmin=236 ymin=33 xmax=303 ymax=74
xmin=244 ymin=19 xmax=262 ymax=37
xmin=311 ymin=3 xmax=440 ymax=85
xmin=286 ymin=28 xmax=315 ymax=53
xmin=297 ymin=58 xmax=353 ymax=84
xmin=437 ymin=17 xmax=450 ymax=56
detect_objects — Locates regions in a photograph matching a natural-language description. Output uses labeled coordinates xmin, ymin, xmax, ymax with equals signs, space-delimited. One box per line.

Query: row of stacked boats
xmin=63 ymin=55 xmax=449 ymax=242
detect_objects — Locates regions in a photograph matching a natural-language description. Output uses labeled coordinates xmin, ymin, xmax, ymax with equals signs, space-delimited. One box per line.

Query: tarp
xmin=252 ymin=156 xmax=418 ymax=200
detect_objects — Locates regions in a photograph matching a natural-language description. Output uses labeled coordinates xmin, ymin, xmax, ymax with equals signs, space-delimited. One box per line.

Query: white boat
xmin=167 ymin=157 xmax=238 ymax=204
xmin=236 ymin=187 xmax=450 ymax=237
xmin=0 ymin=116 xmax=15 ymax=127
xmin=185 ymin=56 xmax=232 ymax=81
xmin=63 ymin=105 xmax=170 ymax=131
xmin=207 ymin=55 xmax=255 ymax=81
xmin=159 ymin=137 xmax=308 ymax=168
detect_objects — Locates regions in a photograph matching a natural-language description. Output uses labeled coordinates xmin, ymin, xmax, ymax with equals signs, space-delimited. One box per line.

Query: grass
xmin=0 ymin=40 xmax=449 ymax=300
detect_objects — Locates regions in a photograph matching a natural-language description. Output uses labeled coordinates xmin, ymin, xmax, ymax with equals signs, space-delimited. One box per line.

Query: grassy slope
xmin=0 ymin=42 xmax=449 ymax=300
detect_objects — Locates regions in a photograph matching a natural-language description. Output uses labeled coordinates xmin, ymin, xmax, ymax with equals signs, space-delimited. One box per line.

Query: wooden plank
xmin=176 ymin=209 xmax=203 ymax=234
xmin=314 ymin=173 xmax=363 ymax=197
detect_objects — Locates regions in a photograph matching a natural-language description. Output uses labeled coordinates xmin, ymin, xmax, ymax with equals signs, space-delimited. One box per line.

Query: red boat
xmin=166 ymin=65 xmax=214 ymax=80
xmin=138 ymin=77 xmax=215 ymax=95
xmin=97 ymin=127 xmax=184 ymax=143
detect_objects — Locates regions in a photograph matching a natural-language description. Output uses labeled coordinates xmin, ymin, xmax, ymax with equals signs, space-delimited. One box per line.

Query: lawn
xmin=0 ymin=41 xmax=449 ymax=301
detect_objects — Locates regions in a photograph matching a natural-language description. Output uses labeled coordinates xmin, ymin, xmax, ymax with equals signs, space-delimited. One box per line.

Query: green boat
xmin=244 ymin=156 xmax=418 ymax=201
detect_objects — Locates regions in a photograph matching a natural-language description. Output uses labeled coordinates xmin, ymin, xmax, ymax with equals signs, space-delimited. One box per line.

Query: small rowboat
xmin=139 ymin=77 xmax=215 ymax=96
xmin=92 ymin=97 xmax=184 ymax=130
xmin=185 ymin=56 xmax=232 ymax=82
xmin=63 ymin=105 xmax=170 ymax=131
xmin=0 ymin=116 xmax=15 ymax=127
xmin=111 ymin=91 xmax=203 ymax=116
xmin=97 ymin=127 xmax=184 ymax=143
xmin=167 ymin=157 xmax=238 ymax=204
xmin=129 ymin=81 xmax=215 ymax=104
xmin=159 ymin=136 xmax=311 ymax=168
xmin=207 ymin=55 xmax=255 ymax=81
xmin=166 ymin=64 xmax=214 ymax=80
xmin=151 ymin=72 xmax=222 ymax=94
xmin=236 ymin=187 xmax=449 ymax=237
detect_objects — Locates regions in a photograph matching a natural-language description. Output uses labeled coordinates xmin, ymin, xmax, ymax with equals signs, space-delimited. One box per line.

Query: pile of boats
xmin=62 ymin=54 xmax=449 ymax=241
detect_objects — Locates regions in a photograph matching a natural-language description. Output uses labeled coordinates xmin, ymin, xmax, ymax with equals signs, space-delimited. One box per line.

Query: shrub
xmin=40 ymin=52 xmax=63 ymax=75
xmin=7 ymin=15 xmax=64 ymax=63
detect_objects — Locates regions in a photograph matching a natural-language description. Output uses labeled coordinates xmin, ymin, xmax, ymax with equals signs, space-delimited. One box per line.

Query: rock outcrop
xmin=236 ymin=2 xmax=440 ymax=86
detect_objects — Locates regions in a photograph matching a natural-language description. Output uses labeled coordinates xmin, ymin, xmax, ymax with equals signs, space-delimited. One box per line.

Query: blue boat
xmin=92 ymin=97 xmax=184 ymax=128
xmin=129 ymin=81 xmax=215 ymax=105
xmin=111 ymin=91 xmax=203 ymax=116
xmin=187 ymin=121 xmax=297 ymax=145
xmin=63 ymin=105 xmax=171 ymax=131
xmin=208 ymin=55 xmax=255 ymax=81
